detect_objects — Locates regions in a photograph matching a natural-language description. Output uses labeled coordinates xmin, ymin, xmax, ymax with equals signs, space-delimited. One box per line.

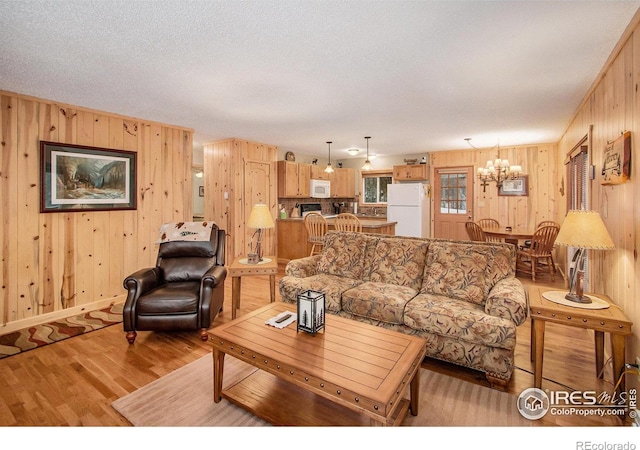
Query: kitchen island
xmin=276 ymin=217 xmax=397 ymax=263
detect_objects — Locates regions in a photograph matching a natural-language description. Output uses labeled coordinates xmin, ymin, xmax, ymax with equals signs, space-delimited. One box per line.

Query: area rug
xmin=0 ymin=303 xmax=123 ymax=359
xmin=112 ymin=354 xmax=531 ymax=427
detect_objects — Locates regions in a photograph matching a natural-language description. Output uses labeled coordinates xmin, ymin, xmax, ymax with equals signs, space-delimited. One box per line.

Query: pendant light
xmin=324 ymin=141 xmax=334 ymax=173
xmin=362 ymin=136 xmax=372 ymax=171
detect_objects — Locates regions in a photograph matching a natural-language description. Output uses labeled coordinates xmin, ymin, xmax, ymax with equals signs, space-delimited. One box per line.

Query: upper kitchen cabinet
xmin=393 ymin=164 xmax=429 ymax=181
xmin=332 ymin=167 xmax=355 ymax=198
xmin=278 ymin=161 xmax=311 ymax=198
xmin=311 ymin=164 xmax=331 ymax=180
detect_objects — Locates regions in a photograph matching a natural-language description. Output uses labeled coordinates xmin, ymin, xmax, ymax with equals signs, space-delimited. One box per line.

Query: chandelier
xmin=466 ymin=138 xmax=522 ymax=193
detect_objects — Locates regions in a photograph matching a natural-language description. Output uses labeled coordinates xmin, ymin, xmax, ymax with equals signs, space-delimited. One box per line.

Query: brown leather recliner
xmin=122 ymin=224 xmax=227 ymax=344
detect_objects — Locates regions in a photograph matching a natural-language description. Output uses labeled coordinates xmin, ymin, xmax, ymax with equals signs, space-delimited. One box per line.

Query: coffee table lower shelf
xmin=222 ymin=366 xmax=410 ymax=426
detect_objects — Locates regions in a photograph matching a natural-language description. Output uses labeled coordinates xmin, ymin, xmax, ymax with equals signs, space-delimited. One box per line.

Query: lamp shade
xmin=247 ymin=203 xmax=274 ymax=230
xmin=554 ymin=210 xmax=614 ymax=250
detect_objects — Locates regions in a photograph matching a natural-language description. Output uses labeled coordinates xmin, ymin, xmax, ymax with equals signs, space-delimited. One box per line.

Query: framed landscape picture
xmin=40 ymin=141 xmax=137 ymax=213
xmin=498 ymin=175 xmax=528 ymax=196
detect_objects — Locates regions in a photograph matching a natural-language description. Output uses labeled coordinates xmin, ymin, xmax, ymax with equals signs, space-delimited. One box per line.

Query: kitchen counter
xmin=276 ymin=217 xmax=397 ymax=263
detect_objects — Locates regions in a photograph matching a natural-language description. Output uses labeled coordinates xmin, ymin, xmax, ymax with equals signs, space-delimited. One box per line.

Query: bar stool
xmin=304 ymin=212 xmax=328 ymax=256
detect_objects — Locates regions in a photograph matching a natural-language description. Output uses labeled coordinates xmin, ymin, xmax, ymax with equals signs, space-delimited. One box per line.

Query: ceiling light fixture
xmin=362 ymin=136 xmax=372 ymax=171
xmin=324 ymin=141 xmax=334 ymax=173
xmin=466 ymin=138 xmax=522 ymax=193
xmin=347 ymin=148 xmax=359 ymax=156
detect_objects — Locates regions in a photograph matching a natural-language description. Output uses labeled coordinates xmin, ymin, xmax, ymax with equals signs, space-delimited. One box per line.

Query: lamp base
xmin=564 ymin=292 xmax=592 ymax=304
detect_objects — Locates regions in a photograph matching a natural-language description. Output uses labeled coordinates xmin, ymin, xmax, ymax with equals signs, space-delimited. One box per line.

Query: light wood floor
xmin=0 ymin=265 xmax=627 ymax=426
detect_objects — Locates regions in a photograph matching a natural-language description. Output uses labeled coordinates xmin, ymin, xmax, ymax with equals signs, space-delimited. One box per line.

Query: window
xmin=439 ymin=173 xmax=467 ymax=214
xmin=361 ymin=170 xmax=392 ymax=204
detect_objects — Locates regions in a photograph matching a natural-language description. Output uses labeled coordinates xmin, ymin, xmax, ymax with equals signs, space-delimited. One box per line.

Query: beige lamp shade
xmin=554 ymin=210 xmax=614 ymax=250
xmin=247 ymin=203 xmax=275 ymax=229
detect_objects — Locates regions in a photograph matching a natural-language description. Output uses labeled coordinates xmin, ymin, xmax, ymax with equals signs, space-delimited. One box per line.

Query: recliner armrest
xmin=123 ymin=267 xmax=161 ymax=298
xmin=202 ymin=265 xmax=227 ymax=288
xmin=484 ymin=277 xmax=528 ymax=326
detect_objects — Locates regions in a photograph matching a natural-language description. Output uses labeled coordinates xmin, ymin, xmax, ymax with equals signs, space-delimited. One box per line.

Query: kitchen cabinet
xmin=278 ymin=161 xmax=310 ymax=198
xmin=331 ymin=168 xmax=355 ymax=198
xmin=310 ymin=165 xmax=331 ymax=180
xmin=393 ymin=164 xmax=429 ymax=181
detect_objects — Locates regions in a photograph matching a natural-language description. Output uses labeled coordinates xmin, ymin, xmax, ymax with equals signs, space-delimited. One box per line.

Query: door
xmin=245 ymin=160 xmax=274 ymax=257
xmin=433 ymin=167 xmax=474 ymax=240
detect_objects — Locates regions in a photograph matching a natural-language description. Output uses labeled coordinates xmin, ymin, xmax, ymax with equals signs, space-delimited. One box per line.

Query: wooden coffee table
xmin=208 ymin=302 xmax=427 ymax=426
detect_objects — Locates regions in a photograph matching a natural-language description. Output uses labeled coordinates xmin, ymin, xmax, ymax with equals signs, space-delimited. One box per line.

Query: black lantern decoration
xmin=296 ymin=290 xmax=325 ymax=335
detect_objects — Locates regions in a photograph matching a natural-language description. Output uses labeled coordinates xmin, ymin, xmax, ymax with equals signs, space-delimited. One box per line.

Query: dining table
xmin=482 ymin=226 xmax=534 ymax=247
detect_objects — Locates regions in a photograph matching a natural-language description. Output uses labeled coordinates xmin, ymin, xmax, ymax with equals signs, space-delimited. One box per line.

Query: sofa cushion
xmin=404 ymin=293 xmax=517 ymax=350
xmin=279 ymin=273 xmax=362 ymax=312
xmin=342 ymin=282 xmax=419 ymax=325
xmin=422 ymin=241 xmax=490 ymax=305
xmin=367 ymin=237 xmax=429 ymax=290
xmin=317 ymin=232 xmax=368 ymax=280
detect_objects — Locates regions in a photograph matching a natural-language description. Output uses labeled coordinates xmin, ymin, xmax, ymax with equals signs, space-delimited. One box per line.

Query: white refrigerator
xmin=387 ymin=183 xmax=430 ymax=238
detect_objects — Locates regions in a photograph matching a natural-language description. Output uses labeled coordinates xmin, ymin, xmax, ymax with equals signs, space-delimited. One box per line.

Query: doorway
xmin=433 ymin=166 xmax=474 ymax=240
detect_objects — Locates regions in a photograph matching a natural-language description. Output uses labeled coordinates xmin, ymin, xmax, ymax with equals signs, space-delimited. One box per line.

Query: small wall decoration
xmin=498 ymin=175 xmax=528 ymax=196
xmin=601 ymin=131 xmax=631 ymax=185
xmin=40 ymin=141 xmax=137 ymax=212
xmin=199 ymin=186 xmax=204 ymax=197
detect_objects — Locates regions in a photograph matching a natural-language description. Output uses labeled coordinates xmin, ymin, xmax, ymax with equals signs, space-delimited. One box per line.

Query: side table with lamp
xmin=228 ymin=203 xmax=278 ymax=319
xmin=529 ymin=210 xmax=633 ymax=401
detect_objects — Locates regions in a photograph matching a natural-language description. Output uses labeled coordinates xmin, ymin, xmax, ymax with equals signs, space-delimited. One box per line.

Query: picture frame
xmin=601 ymin=131 xmax=631 ymax=185
xmin=40 ymin=141 xmax=137 ymax=213
xmin=199 ymin=186 xmax=204 ymax=197
xmin=498 ymin=175 xmax=528 ymax=196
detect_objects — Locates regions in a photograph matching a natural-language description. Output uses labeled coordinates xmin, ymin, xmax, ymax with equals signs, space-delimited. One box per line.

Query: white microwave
xmin=310 ymin=179 xmax=331 ymax=198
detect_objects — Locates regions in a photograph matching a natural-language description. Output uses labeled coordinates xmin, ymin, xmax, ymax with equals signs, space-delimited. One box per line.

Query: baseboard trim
xmin=0 ymin=295 xmax=126 ymax=334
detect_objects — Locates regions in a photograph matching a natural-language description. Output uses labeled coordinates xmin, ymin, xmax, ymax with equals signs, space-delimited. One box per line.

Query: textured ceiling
xmin=1 ymin=1 xmax=639 ymax=159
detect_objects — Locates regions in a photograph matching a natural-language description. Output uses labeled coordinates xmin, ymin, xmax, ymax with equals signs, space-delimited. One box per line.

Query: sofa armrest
xmin=484 ymin=277 xmax=528 ymax=326
xmin=284 ymin=255 xmax=321 ymax=278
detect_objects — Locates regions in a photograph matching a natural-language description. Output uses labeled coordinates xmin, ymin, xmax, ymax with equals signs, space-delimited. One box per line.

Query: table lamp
xmin=553 ymin=210 xmax=615 ymax=303
xmin=246 ymin=203 xmax=274 ymax=263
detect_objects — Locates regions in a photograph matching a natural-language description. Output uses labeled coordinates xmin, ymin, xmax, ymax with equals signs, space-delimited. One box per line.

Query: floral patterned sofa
xmin=279 ymin=231 xmax=528 ymax=387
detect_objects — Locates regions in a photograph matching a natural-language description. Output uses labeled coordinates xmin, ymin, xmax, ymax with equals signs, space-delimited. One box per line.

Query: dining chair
xmin=304 ymin=212 xmax=328 ymax=256
xmin=515 ymin=224 xmax=560 ymax=282
xmin=465 ymin=221 xmax=487 ymax=242
xmin=477 ymin=218 xmax=500 ymax=229
xmin=522 ymin=220 xmax=559 ymax=249
xmin=476 ymin=218 xmax=501 ymax=242
xmin=334 ymin=213 xmax=362 ymax=232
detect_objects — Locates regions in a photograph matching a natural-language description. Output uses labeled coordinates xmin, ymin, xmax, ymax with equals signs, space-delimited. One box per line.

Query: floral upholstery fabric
xmin=279 ymin=273 xmax=362 ymax=312
xmin=284 ymin=254 xmax=322 ymax=278
xmin=334 ymin=310 xmax=514 ymax=381
xmin=342 ymin=282 xmax=419 ymax=325
xmin=317 ymin=232 xmax=369 ymax=280
xmin=403 ymin=293 xmax=516 ymax=349
xmin=367 ymin=237 xmax=429 ymax=291
xmin=485 ymin=277 xmax=528 ymax=325
xmin=422 ymin=241 xmax=491 ymax=305
xmin=278 ymin=233 xmax=527 ymax=383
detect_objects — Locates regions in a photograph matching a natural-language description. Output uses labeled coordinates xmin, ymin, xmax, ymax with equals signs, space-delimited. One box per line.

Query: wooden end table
xmin=528 ymin=286 xmax=633 ymax=397
xmin=227 ymin=255 xmax=278 ymax=319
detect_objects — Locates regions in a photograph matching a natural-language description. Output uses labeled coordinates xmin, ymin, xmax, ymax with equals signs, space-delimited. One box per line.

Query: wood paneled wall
xmin=558 ymin=13 xmax=640 ymax=376
xmin=430 ymin=143 xmax=560 ymax=230
xmin=0 ymin=90 xmax=193 ymax=331
xmin=203 ymin=139 xmax=277 ymax=260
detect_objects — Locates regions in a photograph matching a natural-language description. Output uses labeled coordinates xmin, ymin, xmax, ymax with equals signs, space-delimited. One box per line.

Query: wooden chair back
xmin=333 ymin=213 xmax=362 ymax=232
xmin=527 ymin=225 xmax=559 ymax=257
xmin=465 ymin=222 xmax=487 ymax=242
xmin=477 ymin=218 xmax=500 ymax=229
xmin=304 ymin=213 xmax=328 ymax=256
